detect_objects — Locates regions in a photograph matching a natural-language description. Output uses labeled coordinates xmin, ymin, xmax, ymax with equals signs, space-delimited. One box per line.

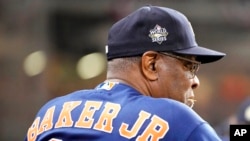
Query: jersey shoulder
xmin=36 ymin=89 xmax=93 ymax=114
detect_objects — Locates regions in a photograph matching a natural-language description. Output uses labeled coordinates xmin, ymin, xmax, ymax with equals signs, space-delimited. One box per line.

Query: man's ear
xmin=141 ymin=51 xmax=159 ymax=81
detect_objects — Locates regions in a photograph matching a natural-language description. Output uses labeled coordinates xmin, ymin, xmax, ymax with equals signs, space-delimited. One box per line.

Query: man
xmin=25 ymin=6 xmax=225 ymax=141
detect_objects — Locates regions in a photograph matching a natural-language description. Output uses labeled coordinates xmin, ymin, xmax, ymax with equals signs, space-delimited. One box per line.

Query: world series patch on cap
xmin=106 ymin=6 xmax=226 ymax=64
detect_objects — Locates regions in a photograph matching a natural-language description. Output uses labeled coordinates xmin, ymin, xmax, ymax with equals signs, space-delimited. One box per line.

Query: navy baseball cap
xmin=106 ymin=6 xmax=226 ymax=64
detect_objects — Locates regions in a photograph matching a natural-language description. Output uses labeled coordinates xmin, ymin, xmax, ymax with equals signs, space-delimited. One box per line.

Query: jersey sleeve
xmin=187 ymin=122 xmax=222 ymax=141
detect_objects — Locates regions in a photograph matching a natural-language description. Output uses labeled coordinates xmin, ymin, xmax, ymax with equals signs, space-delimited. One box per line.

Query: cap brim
xmin=173 ymin=46 xmax=226 ymax=64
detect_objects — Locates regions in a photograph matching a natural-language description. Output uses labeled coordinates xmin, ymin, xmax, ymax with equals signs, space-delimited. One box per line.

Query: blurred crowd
xmin=215 ymin=96 xmax=250 ymax=141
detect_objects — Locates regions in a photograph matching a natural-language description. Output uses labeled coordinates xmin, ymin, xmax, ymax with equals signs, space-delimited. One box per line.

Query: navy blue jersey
xmin=25 ymin=81 xmax=221 ymax=141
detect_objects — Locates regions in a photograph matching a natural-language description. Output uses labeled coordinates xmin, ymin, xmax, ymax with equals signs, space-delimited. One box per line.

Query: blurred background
xmin=0 ymin=0 xmax=249 ymax=140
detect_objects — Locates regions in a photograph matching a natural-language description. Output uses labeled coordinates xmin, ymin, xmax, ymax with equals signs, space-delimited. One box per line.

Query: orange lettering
xmin=136 ymin=115 xmax=169 ymax=141
xmin=120 ymin=110 xmax=151 ymax=139
xmin=27 ymin=117 xmax=40 ymax=141
xmin=55 ymin=101 xmax=82 ymax=128
xmin=94 ymin=102 xmax=121 ymax=133
xmin=38 ymin=106 xmax=55 ymax=134
xmin=75 ymin=101 xmax=102 ymax=128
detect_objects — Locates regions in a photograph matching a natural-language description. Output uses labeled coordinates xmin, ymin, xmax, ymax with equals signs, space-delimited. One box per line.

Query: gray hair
xmin=107 ymin=57 xmax=141 ymax=72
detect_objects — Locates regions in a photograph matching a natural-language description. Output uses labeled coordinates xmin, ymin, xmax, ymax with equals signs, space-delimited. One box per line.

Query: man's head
xmin=106 ymin=6 xmax=225 ymax=63
xmin=105 ymin=6 xmax=225 ymax=108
